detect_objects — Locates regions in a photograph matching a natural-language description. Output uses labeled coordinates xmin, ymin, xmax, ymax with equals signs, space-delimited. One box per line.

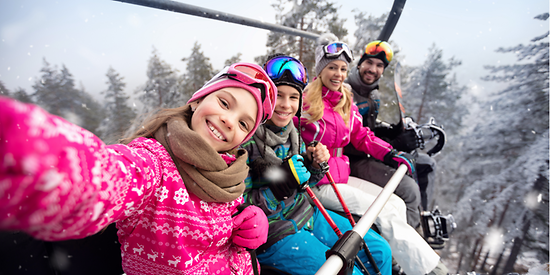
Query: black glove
xmin=374 ymin=121 xmax=403 ymax=141
xmin=265 ymin=155 xmax=311 ymax=201
xmin=390 ymin=129 xmax=421 ymax=152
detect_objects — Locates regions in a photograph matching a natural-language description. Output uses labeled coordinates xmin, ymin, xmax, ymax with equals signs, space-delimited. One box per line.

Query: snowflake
xmin=265 ymin=166 xmax=285 ymax=183
xmin=200 ymin=201 xmax=210 ymax=212
xmin=155 ymin=186 xmax=169 ymax=202
xmin=174 ymin=188 xmax=189 ymax=205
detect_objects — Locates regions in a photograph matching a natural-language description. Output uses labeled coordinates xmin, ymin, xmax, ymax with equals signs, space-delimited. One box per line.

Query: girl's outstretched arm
xmin=0 ymin=97 xmax=161 ymax=241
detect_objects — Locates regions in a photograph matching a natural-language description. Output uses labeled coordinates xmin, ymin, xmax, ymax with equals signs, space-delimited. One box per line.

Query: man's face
xmin=358 ymin=57 xmax=385 ymax=85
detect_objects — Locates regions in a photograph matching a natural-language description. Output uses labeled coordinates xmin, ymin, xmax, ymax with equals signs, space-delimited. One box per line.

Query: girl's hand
xmin=232 ymin=204 xmax=268 ymax=249
xmin=307 ymin=142 xmax=329 ymax=169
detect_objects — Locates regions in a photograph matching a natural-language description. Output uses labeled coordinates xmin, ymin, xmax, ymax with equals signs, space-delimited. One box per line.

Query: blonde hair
xmin=303 ymin=77 xmax=353 ymax=126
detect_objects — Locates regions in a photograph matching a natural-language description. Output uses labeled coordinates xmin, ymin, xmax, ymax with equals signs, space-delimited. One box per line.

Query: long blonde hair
xmin=303 ymin=76 xmax=353 ymax=126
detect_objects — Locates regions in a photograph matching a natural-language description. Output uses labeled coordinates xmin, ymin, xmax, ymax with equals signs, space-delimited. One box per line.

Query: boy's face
xmin=267 ymin=85 xmax=300 ymax=128
xmin=190 ymin=87 xmax=258 ymax=152
xmin=358 ymin=57 xmax=385 ymax=85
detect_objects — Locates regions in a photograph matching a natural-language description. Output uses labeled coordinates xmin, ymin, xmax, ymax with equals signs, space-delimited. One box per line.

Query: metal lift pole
xmin=113 ymin=0 xmax=320 ymax=41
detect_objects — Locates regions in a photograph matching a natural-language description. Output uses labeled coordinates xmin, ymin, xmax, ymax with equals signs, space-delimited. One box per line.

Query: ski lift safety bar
xmin=112 ymin=0 xmax=321 ymax=40
xmin=316 ymin=165 xmax=408 ymax=275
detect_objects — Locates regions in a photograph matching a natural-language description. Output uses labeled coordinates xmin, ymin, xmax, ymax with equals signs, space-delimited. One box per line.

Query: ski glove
xmin=384 ymin=149 xmax=416 ymax=176
xmin=390 ymin=128 xmax=421 ymax=152
xmin=267 ymin=154 xmax=311 ymax=201
xmin=232 ymin=203 xmax=268 ymax=250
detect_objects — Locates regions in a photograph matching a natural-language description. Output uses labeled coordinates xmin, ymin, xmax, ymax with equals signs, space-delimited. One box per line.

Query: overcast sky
xmin=0 ymin=0 xmax=548 ymax=101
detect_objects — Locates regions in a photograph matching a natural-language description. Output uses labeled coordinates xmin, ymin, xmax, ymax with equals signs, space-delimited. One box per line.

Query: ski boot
xmin=420 ymin=208 xmax=456 ymax=249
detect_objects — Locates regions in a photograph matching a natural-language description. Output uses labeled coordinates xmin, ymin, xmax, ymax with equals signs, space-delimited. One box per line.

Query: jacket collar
xmin=322 ymin=86 xmax=343 ymax=107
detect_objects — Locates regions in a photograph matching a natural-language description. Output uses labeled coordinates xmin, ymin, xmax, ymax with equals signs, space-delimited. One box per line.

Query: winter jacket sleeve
xmin=349 ymin=103 xmax=393 ymax=161
xmin=0 ymin=97 xmax=161 ymax=241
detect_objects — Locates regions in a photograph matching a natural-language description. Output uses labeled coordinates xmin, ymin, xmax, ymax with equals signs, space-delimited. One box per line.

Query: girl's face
xmin=267 ymin=85 xmax=300 ymax=128
xmin=319 ymin=60 xmax=348 ymax=91
xmin=191 ymin=87 xmax=258 ymax=152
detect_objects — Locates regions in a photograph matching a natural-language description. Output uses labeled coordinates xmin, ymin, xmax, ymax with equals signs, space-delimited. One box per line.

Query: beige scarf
xmin=154 ymin=105 xmax=248 ymax=202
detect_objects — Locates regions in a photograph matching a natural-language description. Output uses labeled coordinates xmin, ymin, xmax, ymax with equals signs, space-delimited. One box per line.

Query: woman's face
xmin=267 ymin=85 xmax=300 ymax=128
xmin=190 ymin=87 xmax=258 ymax=152
xmin=319 ymin=60 xmax=348 ymax=91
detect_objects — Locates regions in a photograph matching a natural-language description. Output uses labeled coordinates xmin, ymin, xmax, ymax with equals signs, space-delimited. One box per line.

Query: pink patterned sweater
xmin=0 ymin=97 xmax=255 ymax=275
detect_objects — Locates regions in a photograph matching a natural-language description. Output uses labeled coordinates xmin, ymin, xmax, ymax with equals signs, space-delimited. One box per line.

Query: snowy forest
xmin=0 ymin=1 xmax=548 ymax=274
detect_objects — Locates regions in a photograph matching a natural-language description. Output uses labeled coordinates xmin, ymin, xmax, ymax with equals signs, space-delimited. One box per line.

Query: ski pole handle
xmin=308 ymin=141 xmax=330 ymax=172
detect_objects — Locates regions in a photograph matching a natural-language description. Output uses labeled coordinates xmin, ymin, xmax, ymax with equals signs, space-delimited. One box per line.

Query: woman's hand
xmin=307 ymin=142 xmax=329 ymax=169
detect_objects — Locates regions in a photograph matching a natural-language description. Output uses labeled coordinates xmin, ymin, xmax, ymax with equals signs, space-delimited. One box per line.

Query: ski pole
xmin=308 ymin=141 xmax=381 ymax=275
xmin=317 ymin=165 xmax=407 ymax=275
xmin=307 ymin=142 xmax=375 ymax=275
xmin=303 ymin=185 xmax=371 ymax=275
xmin=326 ymin=172 xmax=356 ymax=226
xmin=324 ymin=170 xmax=381 ymax=275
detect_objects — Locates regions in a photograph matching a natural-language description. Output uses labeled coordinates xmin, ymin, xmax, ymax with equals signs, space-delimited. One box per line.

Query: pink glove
xmin=232 ymin=204 xmax=268 ymax=249
xmin=383 ymin=149 xmax=416 ymax=175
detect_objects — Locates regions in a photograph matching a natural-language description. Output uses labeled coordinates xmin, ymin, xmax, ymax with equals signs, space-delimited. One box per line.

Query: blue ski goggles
xmin=324 ymin=42 xmax=354 ymax=63
xmin=264 ymin=56 xmax=308 ymax=88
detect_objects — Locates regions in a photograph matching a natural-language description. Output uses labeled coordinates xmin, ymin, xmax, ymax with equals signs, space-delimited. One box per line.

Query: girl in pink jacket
xmin=294 ymin=36 xmax=415 ymax=203
xmin=295 ymin=36 xmax=445 ymax=275
xmin=0 ymin=63 xmax=275 ymax=275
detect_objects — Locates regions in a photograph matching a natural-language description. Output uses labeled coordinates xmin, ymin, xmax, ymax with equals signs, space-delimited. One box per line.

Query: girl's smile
xmin=191 ymin=87 xmax=258 ymax=151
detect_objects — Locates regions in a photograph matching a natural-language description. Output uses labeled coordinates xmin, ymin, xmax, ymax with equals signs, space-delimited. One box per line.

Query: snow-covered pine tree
xmin=256 ymin=0 xmax=348 ymax=76
xmin=73 ymin=82 xmax=104 ymax=136
xmin=351 ymin=10 xmax=387 ymax=57
xmin=31 ymin=60 xmax=103 ymax=134
xmin=402 ymin=44 xmax=465 ymax=133
xmin=98 ymin=67 xmax=136 ymax=144
xmin=11 ymin=87 xmax=33 ymax=103
xmin=177 ymin=41 xmax=215 ymax=103
xmin=136 ymin=47 xmax=179 ymax=112
xmin=224 ymin=53 xmax=242 ymax=67
xmin=125 ymin=48 xmax=180 ymax=138
xmin=445 ymin=13 xmax=549 ymax=274
xmin=32 ymin=59 xmax=64 ymax=116
xmin=0 ymin=81 xmax=9 ymax=97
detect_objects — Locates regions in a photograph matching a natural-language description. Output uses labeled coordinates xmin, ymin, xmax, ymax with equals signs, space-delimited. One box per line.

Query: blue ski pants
xmin=257 ymin=208 xmax=392 ymax=275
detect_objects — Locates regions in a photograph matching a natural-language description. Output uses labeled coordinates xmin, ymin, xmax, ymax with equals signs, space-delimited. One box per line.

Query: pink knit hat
xmin=187 ymin=62 xmax=277 ymax=144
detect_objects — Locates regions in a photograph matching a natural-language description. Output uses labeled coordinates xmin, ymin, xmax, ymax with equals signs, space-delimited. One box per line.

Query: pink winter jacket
xmin=294 ymin=87 xmax=392 ymax=185
xmin=0 ymin=97 xmax=256 ymax=275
